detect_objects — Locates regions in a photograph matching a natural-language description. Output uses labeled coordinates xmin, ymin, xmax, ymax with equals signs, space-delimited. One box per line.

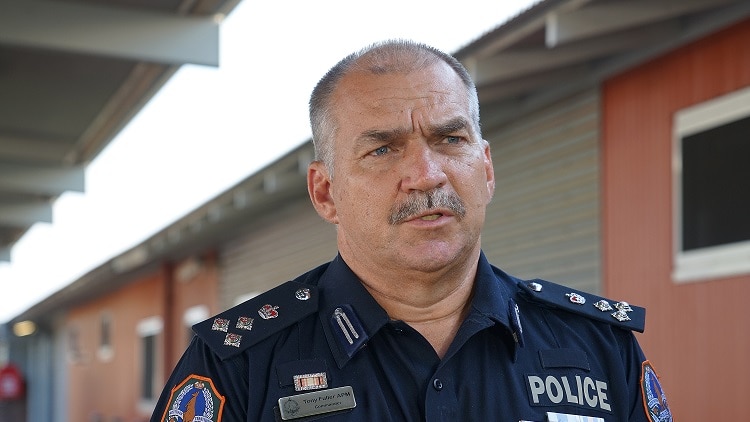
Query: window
xmin=137 ymin=316 xmax=163 ymax=413
xmin=141 ymin=335 xmax=156 ymax=398
xmin=673 ymin=85 xmax=750 ymax=282
xmin=97 ymin=312 xmax=113 ymax=362
xmin=234 ymin=291 xmax=261 ymax=306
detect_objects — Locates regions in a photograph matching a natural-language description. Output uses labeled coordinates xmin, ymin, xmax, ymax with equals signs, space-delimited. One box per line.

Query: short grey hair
xmin=309 ymin=39 xmax=481 ymax=175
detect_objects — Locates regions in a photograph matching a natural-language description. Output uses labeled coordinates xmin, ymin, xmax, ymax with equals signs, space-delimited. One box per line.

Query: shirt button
xmin=432 ymin=378 xmax=443 ymax=391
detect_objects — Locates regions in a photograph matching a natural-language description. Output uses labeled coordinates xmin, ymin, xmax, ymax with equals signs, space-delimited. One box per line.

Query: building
xmin=3 ymin=1 xmax=749 ymax=420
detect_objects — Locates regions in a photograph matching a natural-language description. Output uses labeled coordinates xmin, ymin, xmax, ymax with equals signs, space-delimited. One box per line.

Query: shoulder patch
xmin=160 ymin=374 xmax=225 ymax=422
xmin=641 ymin=361 xmax=672 ymax=421
xmin=193 ymin=281 xmax=319 ymax=360
xmin=518 ymin=278 xmax=645 ymax=332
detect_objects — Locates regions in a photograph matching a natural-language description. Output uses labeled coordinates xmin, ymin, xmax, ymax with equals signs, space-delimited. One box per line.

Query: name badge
xmin=547 ymin=412 xmax=604 ymax=422
xmin=277 ymin=386 xmax=356 ymax=420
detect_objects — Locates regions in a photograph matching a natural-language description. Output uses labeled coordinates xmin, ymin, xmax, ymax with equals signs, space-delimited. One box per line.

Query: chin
xmin=400 ymin=244 xmax=473 ymax=271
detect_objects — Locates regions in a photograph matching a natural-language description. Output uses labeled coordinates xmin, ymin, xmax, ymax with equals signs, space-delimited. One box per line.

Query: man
xmin=151 ymin=40 xmax=671 ymax=422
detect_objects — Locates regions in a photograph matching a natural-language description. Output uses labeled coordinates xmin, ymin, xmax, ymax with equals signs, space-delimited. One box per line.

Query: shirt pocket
xmin=538 ymin=348 xmax=591 ymax=371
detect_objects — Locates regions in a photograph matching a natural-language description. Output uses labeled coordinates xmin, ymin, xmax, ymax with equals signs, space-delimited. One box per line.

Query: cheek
xmin=452 ymin=173 xmax=494 ymax=210
xmin=333 ymin=182 xmax=381 ymax=220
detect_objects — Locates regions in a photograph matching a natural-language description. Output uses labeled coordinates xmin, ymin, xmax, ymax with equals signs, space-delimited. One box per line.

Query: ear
xmin=307 ymin=161 xmax=339 ymax=224
xmin=482 ymin=140 xmax=496 ymax=200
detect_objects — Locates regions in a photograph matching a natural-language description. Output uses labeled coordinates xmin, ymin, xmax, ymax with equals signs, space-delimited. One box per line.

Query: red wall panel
xmin=602 ymin=18 xmax=750 ymax=420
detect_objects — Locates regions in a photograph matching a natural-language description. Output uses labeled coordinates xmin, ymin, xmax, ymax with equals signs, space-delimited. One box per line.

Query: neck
xmin=349 ymin=252 xmax=479 ymax=359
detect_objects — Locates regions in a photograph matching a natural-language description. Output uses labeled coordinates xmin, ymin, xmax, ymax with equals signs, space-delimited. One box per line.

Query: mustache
xmin=388 ymin=189 xmax=466 ymax=225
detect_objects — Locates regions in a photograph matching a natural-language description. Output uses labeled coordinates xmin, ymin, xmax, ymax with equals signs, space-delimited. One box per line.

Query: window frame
xmin=672 ymin=85 xmax=750 ymax=282
xmin=183 ymin=305 xmax=209 ymax=346
xmin=66 ymin=324 xmax=84 ymax=364
xmin=136 ymin=316 xmax=163 ymax=413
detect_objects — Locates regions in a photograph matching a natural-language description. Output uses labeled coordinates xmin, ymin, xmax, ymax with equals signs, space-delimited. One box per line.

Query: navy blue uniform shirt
xmin=151 ymin=253 xmax=671 ymax=422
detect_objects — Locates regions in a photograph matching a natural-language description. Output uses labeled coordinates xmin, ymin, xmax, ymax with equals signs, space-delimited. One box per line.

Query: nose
xmin=399 ymin=142 xmax=447 ymax=193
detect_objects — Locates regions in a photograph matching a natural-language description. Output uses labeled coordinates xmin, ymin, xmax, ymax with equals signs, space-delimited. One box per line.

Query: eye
xmin=444 ymin=135 xmax=463 ymax=144
xmin=370 ymin=145 xmax=390 ymax=156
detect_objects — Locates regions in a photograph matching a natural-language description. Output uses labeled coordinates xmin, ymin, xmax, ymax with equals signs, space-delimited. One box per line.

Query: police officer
xmin=151 ymin=40 xmax=671 ymax=422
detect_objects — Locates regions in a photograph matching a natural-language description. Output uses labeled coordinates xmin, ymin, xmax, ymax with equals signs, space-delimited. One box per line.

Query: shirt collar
xmin=317 ymin=252 xmax=520 ymax=368
xmin=471 ymin=252 xmax=514 ymax=328
xmin=318 ymin=255 xmax=390 ymax=368
xmin=467 ymin=253 xmax=524 ymax=357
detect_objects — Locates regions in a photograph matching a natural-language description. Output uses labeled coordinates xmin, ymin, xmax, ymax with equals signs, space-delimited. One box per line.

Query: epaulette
xmin=518 ymin=278 xmax=645 ymax=333
xmin=193 ymin=281 xmax=319 ymax=360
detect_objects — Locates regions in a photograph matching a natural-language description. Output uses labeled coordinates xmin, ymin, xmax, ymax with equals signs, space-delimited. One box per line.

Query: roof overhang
xmin=455 ymin=0 xmax=750 ymax=133
xmin=0 ymin=0 xmax=241 ymax=262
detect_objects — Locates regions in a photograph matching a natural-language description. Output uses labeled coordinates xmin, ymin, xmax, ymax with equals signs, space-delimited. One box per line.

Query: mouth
xmin=419 ymin=213 xmax=442 ymax=221
xmin=388 ymin=189 xmax=466 ymax=225
xmin=409 ymin=209 xmax=454 ymax=223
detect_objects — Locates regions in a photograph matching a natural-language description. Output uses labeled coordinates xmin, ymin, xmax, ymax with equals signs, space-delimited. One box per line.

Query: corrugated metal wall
xmin=219 ymin=198 xmax=337 ymax=308
xmin=482 ymin=89 xmax=601 ymax=293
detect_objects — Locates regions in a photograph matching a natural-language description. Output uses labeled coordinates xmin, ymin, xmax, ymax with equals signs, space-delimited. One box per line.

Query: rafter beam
xmin=0 ymin=0 xmax=220 ymax=66
xmin=0 ymin=163 xmax=84 ymax=195
xmin=474 ymin=22 xmax=679 ymax=85
xmin=0 ymin=135 xmax=73 ymax=164
xmin=546 ymin=0 xmax=733 ymax=47
xmin=0 ymin=202 xmax=53 ymax=226
xmin=262 ymin=170 xmax=305 ymax=194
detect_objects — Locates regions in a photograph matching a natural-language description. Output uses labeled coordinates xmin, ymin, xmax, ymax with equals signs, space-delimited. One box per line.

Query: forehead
xmin=330 ymin=61 xmax=471 ymax=135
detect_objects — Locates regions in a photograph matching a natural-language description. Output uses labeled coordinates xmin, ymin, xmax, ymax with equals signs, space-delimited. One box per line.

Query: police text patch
xmin=526 ymin=374 xmax=612 ymax=413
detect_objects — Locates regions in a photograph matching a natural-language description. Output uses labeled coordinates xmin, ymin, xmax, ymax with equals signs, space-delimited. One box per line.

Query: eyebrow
xmin=356 ymin=117 xmax=472 ymax=145
xmin=429 ymin=117 xmax=471 ymax=136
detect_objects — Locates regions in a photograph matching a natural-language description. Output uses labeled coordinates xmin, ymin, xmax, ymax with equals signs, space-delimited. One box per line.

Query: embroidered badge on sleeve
xmin=160 ymin=374 xmax=225 ymax=422
xmin=641 ymin=361 xmax=672 ymax=422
